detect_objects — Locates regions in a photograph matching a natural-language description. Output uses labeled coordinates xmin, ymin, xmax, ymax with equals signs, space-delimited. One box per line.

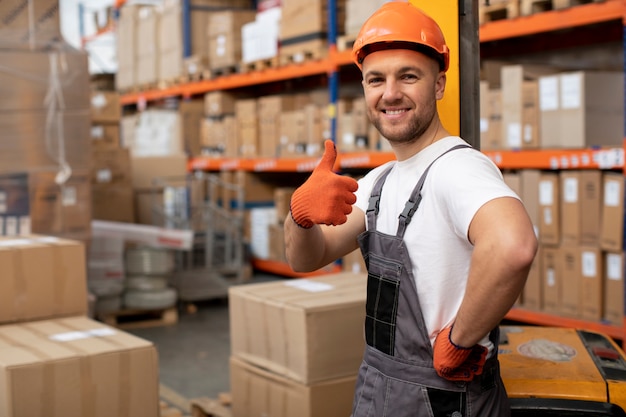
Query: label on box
xmin=604 ymin=180 xmax=621 ymax=207
xmin=19 ymin=216 xmax=30 ymax=235
xmin=539 ymin=76 xmax=559 ymax=111
xmin=507 ymin=123 xmax=522 ymax=148
xmin=480 ymin=118 xmax=488 ymax=133
xmin=560 ymin=73 xmax=581 ymax=110
xmin=285 ymin=279 xmax=334 ymax=293
xmin=607 ymin=253 xmax=623 ymax=281
xmin=91 ymin=125 xmax=105 ymax=139
xmin=97 ymin=169 xmax=113 ymax=183
xmin=539 ymin=181 xmax=554 ymax=205
xmin=581 ymin=251 xmax=597 ymax=277
xmin=5 ymin=216 xmax=18 ymax=236
xmin=50 ymin=327 xmax=116 ymax=342
xmin=91 ymin=93 xmax=108 ymax=109
xmin=546 ymin=268 xmax=556 ymax=287
xmin=563 ymin=178 xmax=578 ymax=203
xmin=62 ymin=186 xmax=77 ymax=206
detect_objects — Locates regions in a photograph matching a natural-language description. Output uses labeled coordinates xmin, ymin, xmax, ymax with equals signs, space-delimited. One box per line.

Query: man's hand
xmin=433 ymin=326 xmax=488 ymax=382
xmin=290 ymin=140 xmax=358 ymax=229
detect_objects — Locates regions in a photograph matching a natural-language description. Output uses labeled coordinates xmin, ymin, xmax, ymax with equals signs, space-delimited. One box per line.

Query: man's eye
xmin=367 ymin=77 xmax=383 ymax=84
xmin=401 ymin=74 xmax=418 ymax=81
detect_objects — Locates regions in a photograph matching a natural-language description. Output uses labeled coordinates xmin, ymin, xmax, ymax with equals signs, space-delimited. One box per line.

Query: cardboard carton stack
xmin=0 ymin=0 xmax=92 ymax=242
xmin=228 ymin=272 xmax=367 ymax=417
xmin=90 ymin=91 xmax=135 ymax=223
xmin=0 ymin=235 xmax=159 ymax=416
xmin=502 ymin=168 xmax=625 ymax=326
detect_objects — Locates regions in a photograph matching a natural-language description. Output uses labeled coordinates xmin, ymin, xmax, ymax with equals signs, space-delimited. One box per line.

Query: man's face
xmin=361 ymin=49 xmax=446 ymax=145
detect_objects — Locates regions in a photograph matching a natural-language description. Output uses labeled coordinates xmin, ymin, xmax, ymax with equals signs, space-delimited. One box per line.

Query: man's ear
xmin=435 ymin=72 xmax=446 ymax=100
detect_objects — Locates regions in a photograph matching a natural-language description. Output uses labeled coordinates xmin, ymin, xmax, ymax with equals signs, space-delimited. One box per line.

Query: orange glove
xmin=290 ymin=140 xmax=358 ymax=229
xmin=433 ymin=326 xmax=488 ymax=382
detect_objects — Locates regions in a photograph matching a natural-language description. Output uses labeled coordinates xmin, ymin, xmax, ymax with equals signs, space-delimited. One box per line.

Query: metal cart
xmin=150 ymin=171 xmax=247 ymax=303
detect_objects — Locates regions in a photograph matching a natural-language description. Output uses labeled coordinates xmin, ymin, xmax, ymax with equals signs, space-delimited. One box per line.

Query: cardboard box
xmin=115 ymin=5 xmax=141 ymax=91
xmin=0 ymin=235 xmax=87 ymax=324
xmin=208 ymin=10 xmax=256 ymax=70
xmin=178 ymin=99 xmax=205 ymax=157
xmin=560 ymin=171 xmax=581 ymax=244
xmin=91 ymin=148 xmax=133 ymax=186
xmin=90 ymin=123 xmax=121 ymax=149
xmin=28 ymin=171 xmax=92 ymax=241
xmin=131 ymin=154 xmax=188 ymax=190
xmin=522 ymin=246 xmax=542 ymax=311
xmin=229 ymin=272 xmax=367 ymax=384
xmin=603 ymin=251 xmax=624 ymax=326
xmin=541 ymin=246 xmax=561 ymax=315
xmin=230 ymin=356 xmax=357 ymax=417
xmin=559 ymin=244 xmax=581 ymax=318
xmin=0 ymin=0 xmax=61 ymax=49
xmin=520 ymin=169 xmax=541 ymax=236
xmin=484 ymin=88 xmax=502 ymax=150
xmin=0 ymin=316 xmax=159 ymax=417
xmin=90 ymin=92 xmax=121 ymax=123
xmin=92 ymin=183 xmax=136 ymax=223
xmin=540 ymin=71 xmax=624 ymax=148
xmin=342 ymin=248 xmax=366 ymax=275
xmin=204 ymin=91 xmax=238 ymax=117
xmin=580 ymin=170 xmax=602 ymax=245
xmin=580 ymin=245 xmax=603 ymax=321
xmin=600 ymin=172 xmax=625 ymax=252
xmin=538 ymin=172 xmax=560 ymax=245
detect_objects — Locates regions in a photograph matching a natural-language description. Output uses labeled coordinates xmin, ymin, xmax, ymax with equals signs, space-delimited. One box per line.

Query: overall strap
xmin=365 ymin=165 xmax=394 ymax=230
xmin=396 ymin=144 xmax=471 ymax=237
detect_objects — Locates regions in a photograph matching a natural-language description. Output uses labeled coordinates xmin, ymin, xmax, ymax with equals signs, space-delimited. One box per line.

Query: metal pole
xmin=182 ymin=0 xmax=191 ymax=58
xmin=328 ymin=0 xmax=338 ymax=145
xmin=459 ymin=0 xmax=481 ymax=149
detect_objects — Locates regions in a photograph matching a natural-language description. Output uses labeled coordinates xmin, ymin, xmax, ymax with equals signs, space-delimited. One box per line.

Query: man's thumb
xmin=316 ymin=140 xmax=338 ymax=172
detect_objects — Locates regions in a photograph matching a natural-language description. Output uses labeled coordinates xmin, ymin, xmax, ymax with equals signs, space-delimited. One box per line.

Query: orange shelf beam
xmin=120 ymin=59 xmax=334 ymax=105
xmin=506 ymin=308 xmax=623 ymax=341
xmin=188 ymin=151 xmax=397 ymax=173
xmin=252 ymin=258 xmax=342 ymax=278
xmin=480 ymin=0 xmax=625 ymax=42
xmin=81 ymin=25 xmax=114 ymax=47
xmin=483 ymin=147 xmax=624 ymax=170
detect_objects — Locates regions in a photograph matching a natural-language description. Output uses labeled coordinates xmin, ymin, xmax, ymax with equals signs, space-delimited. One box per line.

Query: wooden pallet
xmin=521 ymin=0 xmax=553 ymax=15
xmin=190 ymin=394 xmax=232 ymax=417
xmin=161 ymin=400 xmax=188 ymax=417
xmin=279 ymin=39 xmax=327 ymax=66
xmin=98 ymin=307 xmax=178 ymax=330
xmin=479 ymin=0 xmax=520 ymax=24
xmin=553 ymin=0 xmax=604 ymax=9
xmin=209 ymin=66 xmax=239 ymax=79
xmin=240 ymin=57 xmax=279 ymax=73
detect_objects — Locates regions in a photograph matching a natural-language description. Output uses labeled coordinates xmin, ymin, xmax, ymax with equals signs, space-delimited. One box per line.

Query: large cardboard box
xmin=600 ymin=172 xmax=625 ymax=252
xmin=90 ymin=92 xmax=121 ymax=124
xmin=522 ymin=246 xmax=542 ymax=311
xmin=92 ymin=183 xmax=136 ymax=223
xmin=208 ymin=10 xmax=256 ymax=70
xmin=603 ymin=251 xmax=624 ymax=326
xmin=540 ymin=71 xmax=624 ymax=148
xmin=0 ymin=0 xmax=61 ymax=49
xmin=538 ymin=172 xmax=560 ymax=245
xmin=229 ymin=272 xmax=367 ymax=384
xmin=559 ymin=244 xmax=581 ymax=318
xmin=541 ymin=246 xmax=561 ymax=315
xmin=0 ymin=316 xmax=159 ymax=417
xmin=91 ymin=148 xmax=133 ymax=186
xmin=560 ymin=171 xmax=581 ymax=244
xmin=115 ymin=5 xmax=141 ymax=91
xmin=580 ymin=170 xmax=602 ymax=245
xmin=131 ymin=154 xmax=188 ymax=190
xmin=230 ymin=356 xmax=356 ymax=417
xmin=0 ymin=235 xmax=87 ymax=324
xmin=136 ymin=6 xmax=159 ymax=86
xmin=520 ymin=169 xmax=541 ymax=236
xmin=580 ymin=245 xmax=603 ymax=322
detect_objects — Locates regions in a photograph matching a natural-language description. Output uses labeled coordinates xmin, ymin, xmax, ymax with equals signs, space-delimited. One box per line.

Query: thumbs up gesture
xmin=290 ymin=140 xmax=359 ymax=228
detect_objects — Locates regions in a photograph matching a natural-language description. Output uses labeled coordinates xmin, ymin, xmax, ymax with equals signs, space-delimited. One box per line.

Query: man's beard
xmin=371 ymin=106 xmax=436 ymax=145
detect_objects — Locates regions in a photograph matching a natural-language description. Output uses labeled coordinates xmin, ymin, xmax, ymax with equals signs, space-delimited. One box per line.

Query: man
xmin=284 ymin=2 xmax=537 ymax=416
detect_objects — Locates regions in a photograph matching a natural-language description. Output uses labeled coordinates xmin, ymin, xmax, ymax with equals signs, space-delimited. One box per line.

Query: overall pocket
xmin=365 ymin=254 xmax=403 ymax=356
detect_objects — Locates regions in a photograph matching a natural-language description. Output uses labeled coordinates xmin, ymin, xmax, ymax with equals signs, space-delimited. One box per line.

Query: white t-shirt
xmin=354 ymin=136 xmax=519 ymax=349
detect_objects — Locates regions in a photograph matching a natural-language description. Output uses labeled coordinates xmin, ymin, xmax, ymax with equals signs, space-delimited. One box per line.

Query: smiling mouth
xmin=383 ymin=109 xmax=407 ymax=115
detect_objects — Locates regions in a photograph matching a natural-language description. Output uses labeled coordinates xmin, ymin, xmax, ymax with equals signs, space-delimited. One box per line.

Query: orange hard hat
xmin=352 ymin=1 xmax=450 ymax=72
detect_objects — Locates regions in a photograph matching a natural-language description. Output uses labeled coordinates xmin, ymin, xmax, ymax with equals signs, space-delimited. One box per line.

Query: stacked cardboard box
xmin=480 ymin=64 xmax=624 ymax=150
xmin=90 ymin=91 xmax=135 ymax=223
xmin=0 ymin=3 xmax=92 ymax=242
xmin=0 ymin=235 xmax=159 ymax=416
xmin=228 ymin=272 xmax=367 ymax=417
xmin=504 ymin=169 xmax=625 ymax=326
xmin=201 ymin=91 xmax=238 ymax=157
xmin=208 ymin=10 xmax=256 ymax=72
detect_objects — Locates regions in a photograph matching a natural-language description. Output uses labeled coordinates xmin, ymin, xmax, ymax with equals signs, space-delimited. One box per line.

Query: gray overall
xmin=351 ymin=145 xmax=510 ymax=417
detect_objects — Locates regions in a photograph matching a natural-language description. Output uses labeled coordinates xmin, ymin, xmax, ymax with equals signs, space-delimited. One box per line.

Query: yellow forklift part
xmin=500 ymin=326 xmax=626 ymax=415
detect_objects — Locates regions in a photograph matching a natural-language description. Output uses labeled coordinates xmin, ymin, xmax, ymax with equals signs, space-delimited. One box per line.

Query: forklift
xmin=405 ymin=0 xmax=626 ymax=415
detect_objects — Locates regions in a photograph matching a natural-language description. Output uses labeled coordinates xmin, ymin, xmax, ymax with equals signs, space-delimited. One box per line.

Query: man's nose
xmin=382 ymin=80 xmax=402 ymax=101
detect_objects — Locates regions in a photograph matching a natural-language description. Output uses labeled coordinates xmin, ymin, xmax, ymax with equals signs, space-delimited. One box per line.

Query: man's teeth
xmin=386 ymin=110 xmax=405 ymax=115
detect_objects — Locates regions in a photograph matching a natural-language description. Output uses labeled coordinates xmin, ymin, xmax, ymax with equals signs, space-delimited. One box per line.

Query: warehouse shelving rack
xmin=90 ymin=0 xmax=626 ymax=341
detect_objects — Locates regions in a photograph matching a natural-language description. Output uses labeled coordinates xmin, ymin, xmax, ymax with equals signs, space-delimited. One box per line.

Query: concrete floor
xmin=125 ymin=273 xmax=283 ymax=406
